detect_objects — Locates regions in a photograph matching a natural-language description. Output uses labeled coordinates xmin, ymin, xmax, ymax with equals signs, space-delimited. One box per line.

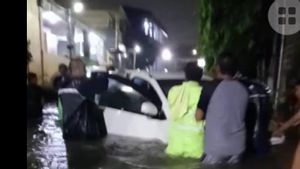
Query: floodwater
xmin=27 ymin=103 xmax=298 ymax=169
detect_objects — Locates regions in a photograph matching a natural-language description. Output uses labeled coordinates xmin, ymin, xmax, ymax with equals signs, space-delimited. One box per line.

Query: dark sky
xmin=89 ymin=0 xmax=199 ymax=50
xmin=57 ymin=0 xmax=199 ymax=55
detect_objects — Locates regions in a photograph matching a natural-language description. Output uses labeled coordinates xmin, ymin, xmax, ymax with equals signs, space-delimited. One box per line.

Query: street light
xmin=118 ymin=44 xmax=126 ymax=52
xmin=134 ymin=44 xmax=141 ymax=53
xmin=161 ymin=48 xmax=172 ymax=61
xmin=133 ymin=44 xmax=141 ymax=69
xmin=73 ymin=1 xmax=84 ymax=14
xmin=192 ymin=49 xmax=197 ymax=56
xmin=66 ymin=1 xmax=85 ymax=58
xmin=197 ymin=58 xmax=206 ymax=68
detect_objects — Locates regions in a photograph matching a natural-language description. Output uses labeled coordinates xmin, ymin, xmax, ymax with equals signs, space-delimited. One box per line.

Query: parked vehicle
xmin=100 ymin=71 xmax=212 ymax=143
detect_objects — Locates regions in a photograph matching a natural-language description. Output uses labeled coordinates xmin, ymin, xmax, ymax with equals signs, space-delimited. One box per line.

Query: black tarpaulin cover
xmin=59 ymin=89 xmax=107 ymax=140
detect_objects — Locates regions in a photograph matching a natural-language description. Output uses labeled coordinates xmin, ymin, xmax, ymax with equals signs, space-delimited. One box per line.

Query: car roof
xmin=125 ymin=70 xmax=212 ymax=81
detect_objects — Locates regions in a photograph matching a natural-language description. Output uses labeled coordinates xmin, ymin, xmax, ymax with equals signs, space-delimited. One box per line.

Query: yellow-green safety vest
xmin=165 ymin=81 xmax=205 ymax=158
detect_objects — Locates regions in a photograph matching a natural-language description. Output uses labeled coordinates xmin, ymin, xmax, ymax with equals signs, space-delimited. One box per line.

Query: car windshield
xmin=157 ymin=79 xmax=184 ymax=96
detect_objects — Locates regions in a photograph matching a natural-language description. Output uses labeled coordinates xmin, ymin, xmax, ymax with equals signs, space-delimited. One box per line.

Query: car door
xmin=99 ymin=75 xmax=168 ymax=143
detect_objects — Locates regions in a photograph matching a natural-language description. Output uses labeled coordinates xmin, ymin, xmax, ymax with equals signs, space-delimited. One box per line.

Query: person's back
xmin=166 ymin=62 xmax=205 ymax=158
xmin=204 ymin=80 xmax=248 ymax=156
xmin=239 ymin=78 xmax=272 ymax=156
xmin=199 ymin=54 xmax=248 ymax=164
xmin=58 ymin=58 xmax=107 ymax=140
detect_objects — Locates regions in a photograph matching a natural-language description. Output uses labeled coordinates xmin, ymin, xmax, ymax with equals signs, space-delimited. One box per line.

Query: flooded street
xmin=27 ymin=104 xmax=297 ymax=169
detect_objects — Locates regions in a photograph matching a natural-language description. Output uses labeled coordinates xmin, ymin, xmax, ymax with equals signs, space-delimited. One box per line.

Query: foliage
xmin=198 ymin=0 xmax=274 ymax=77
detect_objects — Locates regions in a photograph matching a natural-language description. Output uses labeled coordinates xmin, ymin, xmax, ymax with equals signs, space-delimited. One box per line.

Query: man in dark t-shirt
xmin=199 ymin=54 xmax=249 ymax=164
xmin=53 ymin=64 xmax=70 ymax=91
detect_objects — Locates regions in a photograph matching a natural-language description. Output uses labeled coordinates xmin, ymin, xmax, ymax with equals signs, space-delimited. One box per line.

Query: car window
xmin=99 ymin=76 xmax=163 ymax=118
xmin=132 ymin=78 xmax=162 ymax=108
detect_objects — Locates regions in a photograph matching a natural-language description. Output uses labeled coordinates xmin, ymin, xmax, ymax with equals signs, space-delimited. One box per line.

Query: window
xmin=74 ymin=27 xmax=84 ymax=57
xmin=88 ymin=32 xmax=104 ymax=61
xmin=132 ymin=78 xmax=162 ymax=108
xmin=99 ymin=76 xmax=163 ymax=118
xmin=42 ymin=10 xmax=69 ymax=57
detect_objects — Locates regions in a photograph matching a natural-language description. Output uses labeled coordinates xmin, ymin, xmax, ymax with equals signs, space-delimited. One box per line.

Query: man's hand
xmin=273 ymin=129 xmax=284 ymax=137
xmin=195 ymin=108 xmax=204 ymax=121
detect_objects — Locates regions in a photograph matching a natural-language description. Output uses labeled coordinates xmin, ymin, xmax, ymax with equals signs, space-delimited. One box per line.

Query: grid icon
xmin=268 ymin=0 xmax=300 ymax=35
xmin=278 ymin=7 xmax=297 ymax=25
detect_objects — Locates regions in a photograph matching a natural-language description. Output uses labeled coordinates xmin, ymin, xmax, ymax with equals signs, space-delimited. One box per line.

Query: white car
xmin=100 ymin=71 xmax=212 ymax=143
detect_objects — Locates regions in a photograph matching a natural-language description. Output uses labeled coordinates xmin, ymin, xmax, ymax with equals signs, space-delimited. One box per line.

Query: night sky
xmin=89 ymin=0 xmax=199 ymax=51
xmin=57 ymin=0 xmax=199 ymax=56
xmin=115 ymin=0 xmax=197 ymax=47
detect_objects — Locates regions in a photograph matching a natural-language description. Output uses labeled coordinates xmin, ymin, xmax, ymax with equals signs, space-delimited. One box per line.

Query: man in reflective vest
xmin=166 ymin=62 xmax=205 ymax=158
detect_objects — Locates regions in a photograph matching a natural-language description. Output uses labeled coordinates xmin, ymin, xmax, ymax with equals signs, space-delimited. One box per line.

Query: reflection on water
xmin=27 ymin=103 xmax=296 ymax=169
xmin=27 ymin=104 xmax=68 ymax=169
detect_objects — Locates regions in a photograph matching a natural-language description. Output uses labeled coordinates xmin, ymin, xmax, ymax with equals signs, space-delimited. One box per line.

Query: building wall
xmin=27 ymin=0 xmax=69 ymax=86
xmin=27 ymin=0 xmax=42 ymax=80
xmin=43 ymin=54 xmax=69 ymax=86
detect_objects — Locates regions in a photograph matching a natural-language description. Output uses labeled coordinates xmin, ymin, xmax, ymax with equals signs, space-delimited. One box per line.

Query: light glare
xmin=161 ymin=48 xmax=172 ymax=61
xmin=118 ymin=44 xmax=126 ymax=52
xmin=134 ymin=45 xmax=141 ymax=53
xmin=192 ymin=49 xmax=197 ymax=56
xmin=121 ymin=86 xmax=134 ymax=93
xmin=73 ymin=2 xmax=84 ymax=13
xmin=43 ymin=11 xmax=62 ymax=24
xmin=197 ymin=58 xmax=206 ymax=68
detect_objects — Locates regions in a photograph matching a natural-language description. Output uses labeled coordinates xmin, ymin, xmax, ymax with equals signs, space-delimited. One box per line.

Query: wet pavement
xmin=27 ymin=104 xmax=298 ymax=169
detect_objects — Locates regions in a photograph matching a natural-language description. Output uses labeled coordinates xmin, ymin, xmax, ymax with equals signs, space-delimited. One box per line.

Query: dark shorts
xmin=200 ymin=153 xmax=242 ymax=164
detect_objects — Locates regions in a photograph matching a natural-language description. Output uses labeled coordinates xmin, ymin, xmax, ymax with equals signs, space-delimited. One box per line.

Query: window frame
xmin=99 ymin=75 xmax=164 ymax=119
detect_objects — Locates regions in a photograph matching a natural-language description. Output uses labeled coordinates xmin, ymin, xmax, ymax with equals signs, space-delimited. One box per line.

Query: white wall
xmin=27 ymin=0 xmax=69 ymax=86
xmin=27 ymin=0 xmax=42 ymax=80
xmin=43 ymin=53 xmax=69 ymax=86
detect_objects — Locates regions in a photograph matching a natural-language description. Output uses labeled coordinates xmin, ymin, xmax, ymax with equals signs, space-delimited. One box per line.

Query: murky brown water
xmin=27 ymin=104 xmax=298 ymax=169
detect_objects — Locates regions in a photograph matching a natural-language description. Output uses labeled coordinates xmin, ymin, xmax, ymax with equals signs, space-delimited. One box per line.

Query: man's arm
xmin=195 ymin=108 xmax=205 ymax=121
xmin=273 ymin=110 xmax=300 ymax=136
xmin=196 ymin=80 xmax=221 ymax=121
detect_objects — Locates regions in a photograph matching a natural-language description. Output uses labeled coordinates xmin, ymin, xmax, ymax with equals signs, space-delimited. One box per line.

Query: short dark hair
xmin=184 ymin=62 xmax=203 ymax=82
xmin=28 ymin=72 xmax=37 ymax=81
xmin=59 ymin=64 xmax=68 ymax=70
xmin=217 ymin=53 xmax=238 ymax=76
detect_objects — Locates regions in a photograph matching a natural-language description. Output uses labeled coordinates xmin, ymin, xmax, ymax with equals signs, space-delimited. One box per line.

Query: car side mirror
xmin=141 ymin=101 xmax=158 ymax=116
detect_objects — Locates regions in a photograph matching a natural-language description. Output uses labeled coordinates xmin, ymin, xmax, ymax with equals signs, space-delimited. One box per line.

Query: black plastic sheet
xmin=59 ymin=91 xmax=107 ymax=140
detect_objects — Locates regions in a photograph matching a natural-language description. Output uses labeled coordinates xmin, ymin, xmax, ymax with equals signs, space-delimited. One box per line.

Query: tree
xmin=198 ymin=0 xmax=274 ymax=78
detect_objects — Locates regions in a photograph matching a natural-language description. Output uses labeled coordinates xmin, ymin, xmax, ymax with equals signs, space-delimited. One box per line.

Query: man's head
xmin=28 ymin=72 xmax=38 ymax=85
xmin=184 ymin=62 xmax=203 ymax=82
xmin=58 ymin=64 xmax=68 ymax=75
xmin=216 ymin=53 xmax=238 ymax=79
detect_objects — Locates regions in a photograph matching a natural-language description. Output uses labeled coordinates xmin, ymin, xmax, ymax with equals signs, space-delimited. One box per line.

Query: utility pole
xmin=37 ymin=0 xmax=45 ymax=85
xmin=67 ymin=8 xmax=75 ymax=58
xmin=274 ymin=0 xmax=286 ymax=108
xmin=133 ymin=51 xmax=136 ymax=69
